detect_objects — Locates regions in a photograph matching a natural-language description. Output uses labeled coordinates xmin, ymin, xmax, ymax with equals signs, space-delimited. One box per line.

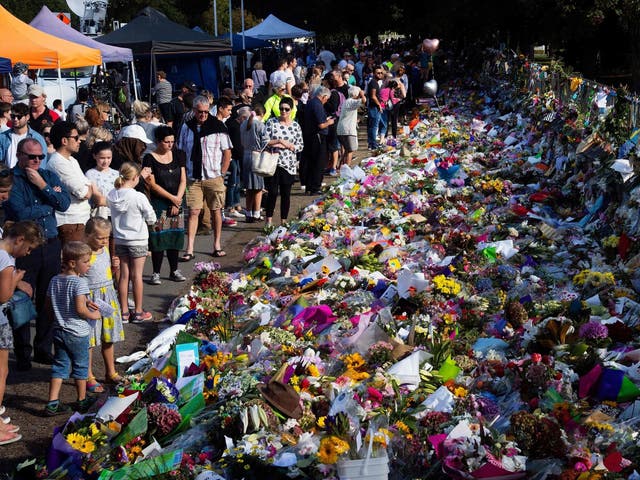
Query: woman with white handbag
xmin=262 ymin=97 xmax=304 ymax=227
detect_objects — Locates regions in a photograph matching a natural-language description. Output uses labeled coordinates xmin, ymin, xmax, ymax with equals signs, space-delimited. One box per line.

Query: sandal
xmin=104 ymin=373 xmax=130 ymax=386
xmin=179 ymin=253 xmax=195 ymax=262
xmin=87 ymin=377 xmax=105 ymax=394
xmin=0 ymin=431 xmax=21 ymax=446
xmin=212 ymin=250 xmax=227 ymax=257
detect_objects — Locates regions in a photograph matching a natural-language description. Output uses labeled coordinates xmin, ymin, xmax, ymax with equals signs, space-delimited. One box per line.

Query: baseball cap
xmin=28 ymin=84 xmax=45 ymax=97
xmin=120 ymin=124 xmax=152 ymax=144
xmin=182 ymin=81 xmax=197 ymax=92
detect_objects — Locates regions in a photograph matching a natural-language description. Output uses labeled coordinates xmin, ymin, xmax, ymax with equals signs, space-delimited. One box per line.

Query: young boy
xmin=44 ymin=241 xmax=101 ymax=416
xmin=52 ymin=99 xmax=67 ymax=122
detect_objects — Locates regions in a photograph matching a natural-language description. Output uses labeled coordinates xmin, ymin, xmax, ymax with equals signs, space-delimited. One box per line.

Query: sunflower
xmin=317 ymin=435 xmax=350 ymax=464
xmin=66 ymin=432 xmax=89 ymax=451
xmin=78 ymin=439 xmax=96 ymax=454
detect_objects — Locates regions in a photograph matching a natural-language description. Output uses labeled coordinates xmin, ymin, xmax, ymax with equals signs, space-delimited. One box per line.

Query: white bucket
xmin=337 ymin=454 xmax=389 ymax=480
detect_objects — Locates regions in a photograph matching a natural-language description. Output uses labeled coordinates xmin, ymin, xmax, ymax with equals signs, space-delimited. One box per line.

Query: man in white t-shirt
xmin=47 ymin=121 xmax=105 ymax=245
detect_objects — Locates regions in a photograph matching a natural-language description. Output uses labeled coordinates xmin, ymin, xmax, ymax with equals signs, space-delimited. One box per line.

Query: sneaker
xmin=228 ymin=209 xmax=245 ymax=218
xmin=222 ymin=218 xmax=237 ymax=227
xmin=170 ymin=270 xmax=186 ymax=282
xmin=76 ymin=397 xmax=96 ymax=414
xmin=149 ymin=273 xmax=162 ymax=285
xmin=44 ymin=401 xmax=73 ymax=417
xmin=130 ymin=311 xmax=152 ymax=323
xmin=328 ymin=169 xmax=337 ymax=176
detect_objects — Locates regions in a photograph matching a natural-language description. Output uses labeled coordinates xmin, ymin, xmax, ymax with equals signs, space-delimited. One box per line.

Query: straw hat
xmin=258 ymin=380 xmax=302 ymax=419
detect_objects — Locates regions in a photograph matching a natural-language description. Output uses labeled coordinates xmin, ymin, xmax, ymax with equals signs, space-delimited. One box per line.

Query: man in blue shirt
xmin=303 ymin=86 xmax=335 ymax=195
xmin=4 ymin=138 xmax=70 ymax=370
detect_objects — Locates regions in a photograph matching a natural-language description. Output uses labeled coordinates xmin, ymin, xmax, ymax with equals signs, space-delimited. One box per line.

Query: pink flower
xmin=367 ymin=387 xmax=383 ymax=405
xmin=531 ymin=353 xmax=542 ymax=363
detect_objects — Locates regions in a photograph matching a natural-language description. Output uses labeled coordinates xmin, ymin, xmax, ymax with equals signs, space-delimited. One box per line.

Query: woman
xmin=0 ymin=102 xmax=11 ymax=132
xmin=240 ymin=104 xmax=266 ymax=223
xmin=263 ymin=97 xmax=304 ymax=226
xmin=336 ymin=86 xmax=366 ymax=167
xmin=142 ymin=125 xmax=187 ymax=285
xmin=39 ymin=120 xmax=56 ymax=169
xmin=132 ymin=100 xmax=157 ymax=154
xmin=379 ymin=79 xmax=406 ymax=139
xmin=252 ymin=61 xmax=267 ymax=94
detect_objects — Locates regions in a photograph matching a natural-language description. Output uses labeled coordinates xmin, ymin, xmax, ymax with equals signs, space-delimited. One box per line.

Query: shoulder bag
xmin=251 ymin=142 xmax=279 ymax=177
xmin=3 ymin=290 xmax=36 ymax=330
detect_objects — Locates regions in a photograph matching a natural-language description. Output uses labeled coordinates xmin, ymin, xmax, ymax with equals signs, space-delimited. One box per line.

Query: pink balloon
xmin=422 ymin=38 xmax=440 ymax=54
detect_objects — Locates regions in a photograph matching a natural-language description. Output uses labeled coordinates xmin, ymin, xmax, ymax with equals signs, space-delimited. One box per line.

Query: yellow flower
xmin=79 ymin=440 xmax=96 ymax=454
xmin=395 ymin=421 xmax=410 ymax=434
xmin=66 ymin=432 xmax=87 ymax=451
xmin=388 ymin=258 xmax=401 ymax=271
xmin=307 ymin=364 xmax=320 ymax=377
xmin=317 ymin=416 xmax=326 ymax=428
xmin=342 ymin=352 xmax=366 ymax=369
xmin=318 ymin=436 xmax=350 ymax=464
xmin=453 ymin=386 xmax=468 ymax=397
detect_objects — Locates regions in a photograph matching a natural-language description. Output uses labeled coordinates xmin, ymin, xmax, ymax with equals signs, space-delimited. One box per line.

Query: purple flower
xmin=578 ymin=321 xmax=608 ymax=340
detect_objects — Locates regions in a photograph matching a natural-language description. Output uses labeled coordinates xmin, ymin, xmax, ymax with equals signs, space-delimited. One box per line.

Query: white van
xmin=37 ymin=66 xmax=94 ymax=108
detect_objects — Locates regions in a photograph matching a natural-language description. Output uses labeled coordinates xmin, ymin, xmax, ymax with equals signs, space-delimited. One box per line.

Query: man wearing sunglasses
xmin=0 ymin=102 xmax=47 ymax=168
xmin=4 ymin=138 xmax=70 ymax=370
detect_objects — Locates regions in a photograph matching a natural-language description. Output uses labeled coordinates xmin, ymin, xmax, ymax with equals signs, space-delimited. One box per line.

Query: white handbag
xmin=251 ymin=144 xmax=279 ymax=177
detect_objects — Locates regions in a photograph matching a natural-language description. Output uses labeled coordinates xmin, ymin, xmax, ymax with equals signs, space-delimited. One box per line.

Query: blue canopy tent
xmin=0 ymin=57 xmax=11 ymax=74
xmin=213 ymin=33 xmax=270 ymax=53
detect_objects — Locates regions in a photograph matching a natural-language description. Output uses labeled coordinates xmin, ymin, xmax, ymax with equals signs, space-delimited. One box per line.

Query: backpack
xmin=332 ymin=89 xmax=346 ymax=117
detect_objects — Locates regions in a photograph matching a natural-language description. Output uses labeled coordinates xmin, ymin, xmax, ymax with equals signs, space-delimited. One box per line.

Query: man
xmin=303 ymin=86 xmax=334 ymax=195
xmin=67 ymin=87 xmax=90 ymax=122
xmin=0 ymin=88 xmax=14 ymax=104
xmin=28 ymin=84 xmax=60 ymax=133
xmin=317 ymin=47 xmax=336 ymax=75
xmin=52 ymin=99 xmax=66 ymax=121
xmin=4 ymin=138 xmax=70 ymax=370
xmin=153 ymin=70 xmax=173 ymax=124
xmin=46 ymin=121 xmax=105 ymax=244
xmin=269 ymin=57 xmax=289 ymax=94
xmin=178 ymin=96 xmax=233 ymax=260
xmin=168 ymin=81 xmax=197 ymax=134
xmin=0 ymin=102 xmax=47 ymax=168
xmin=367 ymin=66 xmax=386 ymax=150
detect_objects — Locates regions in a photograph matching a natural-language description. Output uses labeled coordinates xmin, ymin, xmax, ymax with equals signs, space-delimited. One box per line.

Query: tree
xmin=198 ymin=2 xmax=261 ymax=35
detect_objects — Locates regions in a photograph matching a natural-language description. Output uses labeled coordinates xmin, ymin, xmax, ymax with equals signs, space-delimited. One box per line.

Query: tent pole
xmin=229 ymin=0 xmax=235 ymax=89
xmin=131 ymin=60 xmax=139 ymax=101
xmin=150 ymin=50 xmax=155 ymax=104
xmin=241 ymin=0 xmax=246 ymax=80
xmin=214 ymin=0 xmax=218 ymax=36
xmin=57 ymin=61 xmax=65 ymax=110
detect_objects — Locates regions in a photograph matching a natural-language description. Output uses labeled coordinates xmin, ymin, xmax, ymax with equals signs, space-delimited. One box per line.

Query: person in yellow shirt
xmin=263 ymin=80 xmax=297 ymax=122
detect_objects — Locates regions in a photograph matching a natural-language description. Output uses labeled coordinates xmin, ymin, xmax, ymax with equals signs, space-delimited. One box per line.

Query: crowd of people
xmin=0 ymin=43 xmax=430 ymax=445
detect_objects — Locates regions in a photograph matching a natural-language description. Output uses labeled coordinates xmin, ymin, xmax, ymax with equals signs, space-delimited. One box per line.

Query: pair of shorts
xmin=0 ymin=323 xmax=13 ymax=349
xmin=186 ymin=177 xmax=226 ymax=211
xmin=338 ymin=135 xmax=358 ymax=152
xmin=51 ymin=329 xmax=90 ymax=380
xmin=114 ymin=244 xmax=148 ymax=258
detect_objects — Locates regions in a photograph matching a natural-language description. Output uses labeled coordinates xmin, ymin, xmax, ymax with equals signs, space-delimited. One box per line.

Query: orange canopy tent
xmin=0 ymin=4 xmax=101 ymax=69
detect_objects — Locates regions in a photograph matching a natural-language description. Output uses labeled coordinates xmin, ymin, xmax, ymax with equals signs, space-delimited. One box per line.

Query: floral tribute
xmin=21 ymin=59 xmax=640 ymax=480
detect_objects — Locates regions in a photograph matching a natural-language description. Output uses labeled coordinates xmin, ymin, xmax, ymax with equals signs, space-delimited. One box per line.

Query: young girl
xmin=45 ymin=241 xmax=101 ymax=416
xmin=85 ymin=142 xmax=121 ymax=285
xmin=84 ymin=217 xmax=125 ymax=392
xmin=85 ymin=142 xmax=119 ymax=219
xmin=107 ymin=162 xmax=156 ymax=324
xmin=0 ymin=221 xmax=43 ymax=444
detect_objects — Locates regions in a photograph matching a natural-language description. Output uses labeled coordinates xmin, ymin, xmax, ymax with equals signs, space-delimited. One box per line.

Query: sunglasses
xmin=19 ymin=152 xmax=46 ymax=160
xmin=10 ymin=114 xmax=24 ymax=120
xmin=196 ymin=109 xmax=209 ymax=114
xmin=67 ymin=135 xmax=80 ymax=141
xmin=43 ymin=132 xmax=50 ymax=137
xmin=280 ymin=107 xmax=291 ymax=112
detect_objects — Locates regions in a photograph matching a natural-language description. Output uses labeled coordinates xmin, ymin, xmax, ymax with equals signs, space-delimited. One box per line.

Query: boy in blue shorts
xmin=44 ymin=241 xmax=101 ymax=416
